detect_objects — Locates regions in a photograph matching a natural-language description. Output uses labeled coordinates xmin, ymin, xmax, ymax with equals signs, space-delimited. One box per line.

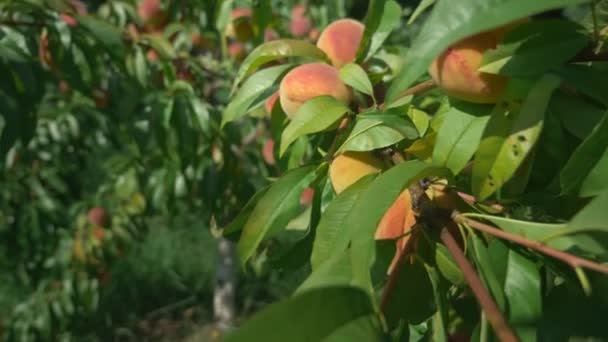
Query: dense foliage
xmin=2 ymin=0 xmax=608 ymax=341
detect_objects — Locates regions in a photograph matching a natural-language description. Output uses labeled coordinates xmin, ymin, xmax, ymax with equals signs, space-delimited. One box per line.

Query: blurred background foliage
xmin=0 ymin=0 xmax=431 ymax=340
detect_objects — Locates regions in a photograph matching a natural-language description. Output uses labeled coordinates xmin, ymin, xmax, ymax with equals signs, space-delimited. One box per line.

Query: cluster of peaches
xmin=257 ymin=13 xmax=522 ymax=263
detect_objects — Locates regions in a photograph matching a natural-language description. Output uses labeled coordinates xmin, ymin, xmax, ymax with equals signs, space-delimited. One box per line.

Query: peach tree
xmin=222 ymin=0 xmax=608 ymax=341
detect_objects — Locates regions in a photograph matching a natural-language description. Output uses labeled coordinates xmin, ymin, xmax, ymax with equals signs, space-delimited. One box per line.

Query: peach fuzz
xmin=375 ymin=190 xmax=416 ymax=273
xmin=264 ymin=92 xmax=280 ymax=114
xmin=290 ymin=4 xmax=312 ymax=37
xmin=329 ymin=152 xmax=383 ymax=194
xmin=316 ymin=19 xmax=364 ymax=68
xmin=137 ymin=0 xmax=166 ymax=30
xmin=279 ymin=63 xmax=352 ymax=119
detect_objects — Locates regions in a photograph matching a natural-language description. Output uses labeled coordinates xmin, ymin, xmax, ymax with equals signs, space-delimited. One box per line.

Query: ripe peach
xmin=60 ymin=14 xmax=78 ymax=27
xmin=289 ymin=4 xmax=312 ymax=37
xmin=225 ymin=7 xmax=253 ymax=42
xmin=279 ymin=63 xmax=352 ymax=118
xmin=428 ymin=20 xmax=528 ymax=103
xmin=87 ymin=207 xmax=110 ymax=228
xmin=375 ymin=190 xmax=416 ymax=273
xmin=329 ymin=152 xmax=383 ymax=194
xmin=264 ymin=28 xmax=279 ymax=42
xmin=316 ymin=19 xmax=364 ymax=68
xmin=262 ymin=139 xmax=275 ymax=165
xmin=264 ymin=92 xmax=280 ymax=114
xmin=228 ymin=42 xmax=246 ymax=61
xmin=137 ymin=0 xmax=166 ymax=30
xmin=300 ymin=187 xmax=315 ymax=206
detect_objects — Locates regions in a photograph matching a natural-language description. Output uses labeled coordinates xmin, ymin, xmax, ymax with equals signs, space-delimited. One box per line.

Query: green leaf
xmin=338 ymin=113 xmax=418 ymax=153
xmin=299 ymin=251 xmax=354 ymax=293
xmin=348 ymin=161 xmax=451 ymax=291
xmin=579 ymin=149 xmax=608 ymax=198
xmin=311 ymin=175 xmax=375 ymax=270
xmin=559 ymin=112 xmax=608 ymax=196
xmin=384 ymin=0 xmax=586 ymax=105
xmin=463 ymin=213 xmax=607 ymax=256
xmin=339 ymin=63 xmax=375 ymax=98
xmin=407 ymin=107 xmax=430 ymax=136
xmin=215 ymin=0 xmax=234 ymax=32
xmin=237 ymin=165 xmax=322 ymax=265
xmin=470 ymin=232 xmax=506 ymax=310
xmin=407 ymin=0 xmax=436 ymax=25
xmin=384 ymin=259 xmax=435 ymax=327
xmin=223 ymin=64 xmax=293 ymax=127
xmin=222 ymin=186 xmax=270 ymax=241
xmin=323 ymin=315 xmax=384 ymax=342
xmin=232 ymin=40 xmax=328 ymax=93
xmin=279 ymin=96 xmax=351 ymax=156
xmin=472 ymin=74 xmax=561 ymax=200
xmin=568 ymin=187 xmax=608 ymax=234
xmin=140 ymin=34 xmax=177 ymax=59
xmin=425 ymin=264 xmax=449 ymax=342
xmin=225 ymin=286 xmax=375 ymax=342
xmin=77 ymin=15 xmax=124 ymax=59
xmin=554 ymin=65 xmax=608 ymax=106
xmin=432 ymin=103 xmax=490 ymax=174
xmin=435 ymin=244 xmax=464 ymax=285
xmin=549 ymin=91 xmax=604 ymax=140
xmin=479 ymin=19 xmax=589 ymax=76
xmin=358 ymin=1 xmax=403 ymax=61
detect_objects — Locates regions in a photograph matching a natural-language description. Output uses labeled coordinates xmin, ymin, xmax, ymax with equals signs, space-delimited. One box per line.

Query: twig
xmin=379 ymin=227 xmax=418 ymax=313
xmin=455 ymin=191 xmax=505 ymax=213
xmin=438 ymin=224 xmax=519 ymax=342
xmin=325 ymin=116 xmax=352 ymax=161
xmin=453 ymin=214 xmax=608 ymax=275
xmin=381 ymin=79 xmax=436 ymax=109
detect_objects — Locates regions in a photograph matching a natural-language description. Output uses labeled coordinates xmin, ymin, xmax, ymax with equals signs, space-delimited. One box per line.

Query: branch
xmin=380 ymin=79 xmax=436 ymax=109
xmin=438 ymin=223 xmax=519 ymax=342
xmin=453 ymin=213 xmax=608 ymax=275
xmin=455 ymin=191 xmax=505 ymax=213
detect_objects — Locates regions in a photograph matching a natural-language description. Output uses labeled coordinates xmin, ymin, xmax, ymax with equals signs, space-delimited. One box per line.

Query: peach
xmin=228 ymin=42 xmax=246 ymax=61
xmin=428 ymin=20 xmax=528 ymax=103
xmin=279 ymin=63 xmax=352 ymax=118
xmin=137 ymin=0 xmax=166 ymax=30
xmin=375 ymin=190 xmax=416 ymax=273
xmin=329 ymin=152 xmax=383 ymax=194
xmin=225 ymin=7 xmax=253 ymax=42
xmin=264 ymin=92 xmax=280 ymax=114
xmin=300 ymin=187 xmax=315 ymax=206
xmin=87 ymin=207 xmax=110 ymax=227
xmin=262 ymin=139 xmax=275 ymax=165
xmin=289 ymin=4 xmax=312 ymax=37
xmin=264 ymin=28 xmax=279 ymax=42
xmin=316 ymin=19 xmax=364 ymax=68
xmin=60 ymin=13 xmax=78 ymax=27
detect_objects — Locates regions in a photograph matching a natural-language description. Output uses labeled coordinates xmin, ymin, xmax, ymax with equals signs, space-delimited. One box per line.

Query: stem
xmin=455 ymin=191 xmax=505 ymax=213
xmin=453 ymin=214 xmax=608 ymax=275
xmin=379 ymin=228 xmax=417 ymax=313
xmin=438 ymin=225 xmax=519 ymax=342
xmin=380 ymin=79 xmax=436 ymax=109
xmin=325 ymin=116 xmax=352 ymax=161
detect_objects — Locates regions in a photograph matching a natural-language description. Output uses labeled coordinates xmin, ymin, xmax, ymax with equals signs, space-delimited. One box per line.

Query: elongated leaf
xmin=568 ymin=187 xmax=608 ymax=233
xmin=222 ymin=185 xmax=270 ymax=241
xmin=472 ymin=74 xmax=561 ymax=200
xmin=299 ymin=251 xmax=354 ymax=293
xmin=554 ymin=65 xmax=608 ymax=106
xmin=384 ymin=0 xmax=586 ymax=105
xmin=338 ymin=114 xmax=418 ymax=153
xmin=479 ymin=19 xmax=588 ymax=76
xmin=280 ymin=96 xmax=351 ymax=155
xmin=359 ymin=1 xmax=403 ymax=61
xmin=579 ymin=149 xmax=608 ymax=197
xmin=223 ymin=64 xmax=293 ymax=127
xmin=77 ymin=16 xmax=124 ymax=59
xmin=339 ymin=63 xmax=374 ymax=97
xmin=407 ymin=0 xmax=436 ymax=25
xmin=323 ymin=315 xmax=384 ymax=342
xmin=470 ymin=232 xmax=507 ymax=310
xmin=311 ymin=175 xmax=375 ymax=269
xmin=237 ymin=165 xmax=321 ymax=265
xmin=232 ymin=40 xmax=328 ymax=93
xmin=433 ymin=103 xmax=490 ymax=174
xmin=559 ymin=112 xmax=608 ymax=195
xmin=225 ymin=286 xmax=374 ymax=342
xmin=549 ymin=91 xmax=604 ymax=140
xmin=463 ymin=213 xmax=608 ymax=256
xmin=356 ymin=0 xmax=387 ymax=61
xmin=348 ymin=161 xmax=451 ymax=290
